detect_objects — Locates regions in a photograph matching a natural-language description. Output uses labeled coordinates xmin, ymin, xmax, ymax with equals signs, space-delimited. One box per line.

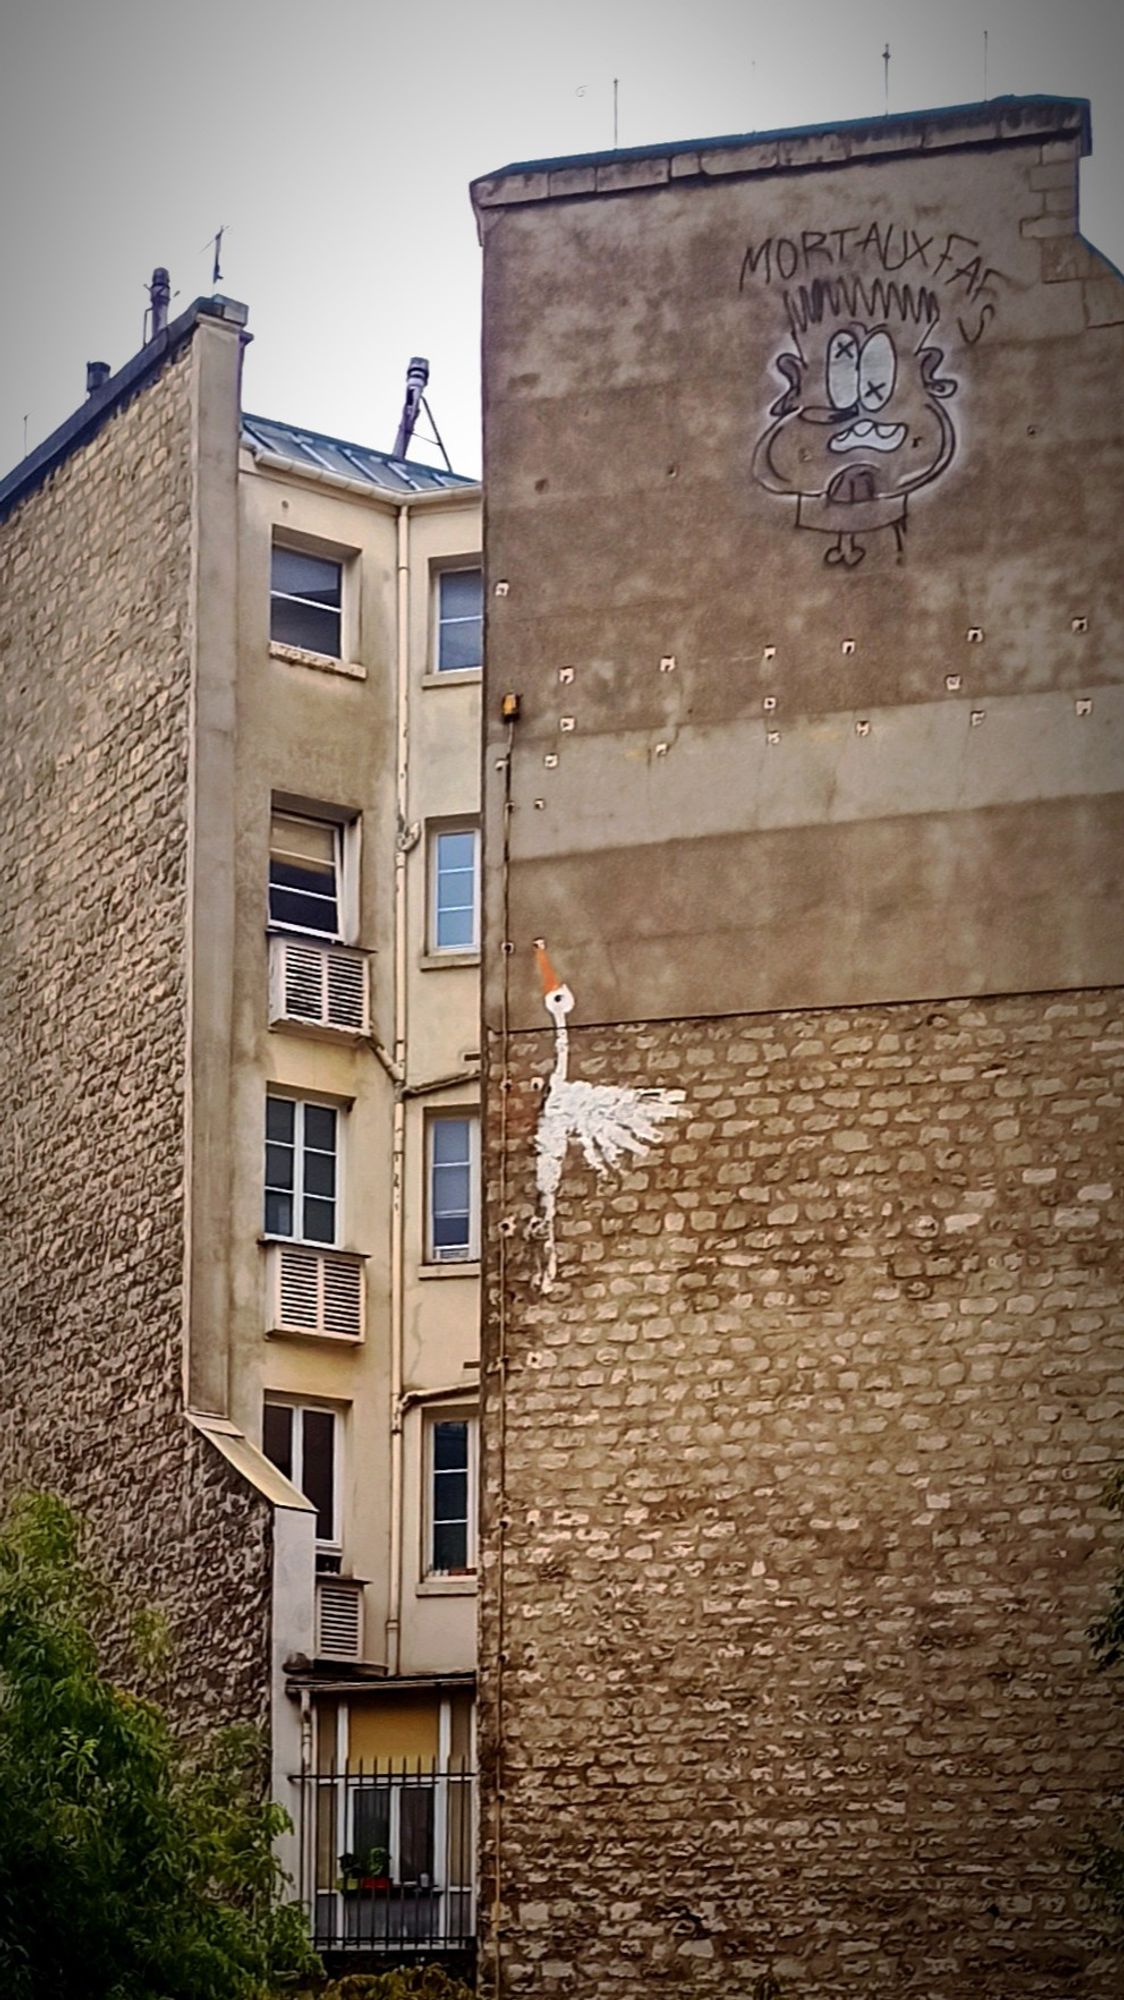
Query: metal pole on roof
xmin=393 ymin=361 xmax=453 ymax=472
xmin=419 ymin=396 xmax=453 ymax=474
xmin=613 ymin=77 xmax=619 ymax=148
xmin=394 ymin=357 xmax=429 ymax=460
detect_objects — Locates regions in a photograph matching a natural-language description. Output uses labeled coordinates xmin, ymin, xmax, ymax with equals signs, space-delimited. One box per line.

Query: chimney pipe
xmin=86 ymin=361 xmax=111 ymax=396
xmin=148 ymin=267 xmax=171 ymax=339
xmin=393 ymin=355 xmax=429 ymax=460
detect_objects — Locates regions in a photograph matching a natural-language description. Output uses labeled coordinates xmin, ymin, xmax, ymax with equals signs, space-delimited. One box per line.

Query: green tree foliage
xmin=0 ymin=1492 xmax=319 ymax=2000
xmin=1083 ymin=1471 xmax=1124 ymax=1941
xmin=300 ymin=1973 xmax=474 ymax=2000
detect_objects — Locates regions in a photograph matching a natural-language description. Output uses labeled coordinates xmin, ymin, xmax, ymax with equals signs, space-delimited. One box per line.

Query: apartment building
xmin=473 ymin=97 xmax=1124 ymax=1998
xmin=0 ymin=295 xmax=482 ymax=1962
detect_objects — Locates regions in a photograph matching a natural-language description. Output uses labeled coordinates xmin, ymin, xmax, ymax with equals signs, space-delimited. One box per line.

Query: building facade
xmin=473 ymin=98 xmax=1124 ymax=1996
xmin=0 ymin=299 xmax=483 ymax=1961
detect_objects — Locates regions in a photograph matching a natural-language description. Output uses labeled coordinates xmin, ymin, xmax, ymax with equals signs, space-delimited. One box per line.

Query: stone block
xmin=1085 ymin=279 xmax=1124 ymax=328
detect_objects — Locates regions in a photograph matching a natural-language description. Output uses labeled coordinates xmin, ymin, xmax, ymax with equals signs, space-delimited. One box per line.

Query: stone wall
xmin=480 ymin=989 xmax=1124 ymax=1997
xmin=0 ymin=345 xmax=271 ymax=1730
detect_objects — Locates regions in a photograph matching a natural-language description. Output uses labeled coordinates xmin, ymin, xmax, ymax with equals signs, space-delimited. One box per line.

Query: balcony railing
xmin=293 ymin=1759 xmax=476 ymax=1956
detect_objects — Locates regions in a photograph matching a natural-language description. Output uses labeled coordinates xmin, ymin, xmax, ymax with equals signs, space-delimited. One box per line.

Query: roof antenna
xmin=882 ymin=42 xmax=891 ymax=116
xmin=613 ymin=76 xmax=619 ymax=148
xmin=211 ymin=226 xmax=225 ymax=287
xmin=392 ymin=356 xmax=453 ymax=472
xmin=983 ymin=28 xmax=989 ymax=99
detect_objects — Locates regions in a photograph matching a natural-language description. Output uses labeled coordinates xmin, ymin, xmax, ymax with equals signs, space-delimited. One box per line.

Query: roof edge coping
xmin=470 ymin=94 xmax=1091 ymax=215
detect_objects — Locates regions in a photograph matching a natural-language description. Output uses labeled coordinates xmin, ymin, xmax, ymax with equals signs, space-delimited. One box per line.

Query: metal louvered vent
xmin=325 ymin=949 xmax=367 ymax=1029
xmin=269 ymin=937 xmax=369 ymax=1035
xmin=269 ymin=1245 xmax=365 ymax=1342
xmin=322 ymin=1255 xmax=364 ymax=1338
xmin=317 ymin=1578 xmax=363 ymax=1660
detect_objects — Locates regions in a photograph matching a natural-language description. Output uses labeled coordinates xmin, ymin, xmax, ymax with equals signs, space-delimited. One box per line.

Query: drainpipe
xmin=298 ymin=1686 xmax=313 ymax=1917
xmin=299 ymin=1686 xmax=313 ymax=1775
xmin=385 ymin=501 xmax=411 ymax=1677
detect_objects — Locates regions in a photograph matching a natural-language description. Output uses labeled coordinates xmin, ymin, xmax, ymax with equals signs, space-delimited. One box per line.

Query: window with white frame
xmin=263 ymin=1399 xmax=340 ymax=1546
xmin=426 ymin=1113 xmax=479 ymax=1263
xmin=270 ymin=543 xmax=343 ymax=657
xmin=426 ymin=1414 xmax=478 ymax=1574
xmin=265 ymin=1095 xmax=340 ymax=1244
xmin=435 ymin=567 xmax=483 ymax=673
xmin=268 ymin=809 xmax=353 ymax=939
xmin=429 ymin=824 xmax=480 ymax=954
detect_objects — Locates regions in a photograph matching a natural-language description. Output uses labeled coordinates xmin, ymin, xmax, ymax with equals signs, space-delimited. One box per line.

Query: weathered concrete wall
xmin=476 ymin=99 xmax=1124 ymax=1999
xmin=0 ymin=340 xmax=271 ymax=1729
xmin=481 ymin=992 xmax=1124 ymax=1997
xmin=477 ymin=100 xmax=1124 ymax=1031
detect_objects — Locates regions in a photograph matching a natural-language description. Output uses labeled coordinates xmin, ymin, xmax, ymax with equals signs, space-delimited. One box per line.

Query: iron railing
xmin=293 ymin=1759 xmax=476 ymax=1954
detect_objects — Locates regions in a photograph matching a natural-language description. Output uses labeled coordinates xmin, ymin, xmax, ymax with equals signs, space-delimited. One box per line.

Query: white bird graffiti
xmin=531 ymin=943 xmax=685 ymax=1291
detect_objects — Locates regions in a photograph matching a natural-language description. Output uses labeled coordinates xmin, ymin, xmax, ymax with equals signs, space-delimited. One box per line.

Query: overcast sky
xmin=2 ymin=0 xmax=1121 ymax=479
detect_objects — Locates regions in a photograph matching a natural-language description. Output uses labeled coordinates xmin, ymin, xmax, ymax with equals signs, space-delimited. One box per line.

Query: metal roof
xmin=242 ymin=412 xmax=478 ymax=495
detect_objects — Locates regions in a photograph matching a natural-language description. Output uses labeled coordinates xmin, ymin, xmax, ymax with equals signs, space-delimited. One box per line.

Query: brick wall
xmin=481 ymin=990 xmax=1124 ymax=1997
xmin=0 ymin=349 xmax=271 ymax=1730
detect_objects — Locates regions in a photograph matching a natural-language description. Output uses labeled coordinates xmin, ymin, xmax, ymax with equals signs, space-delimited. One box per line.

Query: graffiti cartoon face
xmin=753 ymin=317 xmax=958 ymax=566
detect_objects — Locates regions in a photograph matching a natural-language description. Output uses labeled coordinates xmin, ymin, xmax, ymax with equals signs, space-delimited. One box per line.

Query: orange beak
xmin=534 ymin=941 xmax=562 ymax=995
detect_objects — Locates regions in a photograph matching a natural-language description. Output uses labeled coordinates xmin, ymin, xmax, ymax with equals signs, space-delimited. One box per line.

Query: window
xmin=435 ymin=568 xmax=483 ymax=673
xmin=430 ymin=825 xmax=480 ymax=954
xmin=263 ymin=1399 xmax=339 ymax=1545
xmin=268 ymin=805 xmax=359 ymax=942
xmin=265 ymin=1096 xmax=339 ymax=1244
xmin=351 ymin=1784 xmax=434 ymax=1887
xmin=270 ymin=544 xmax=342 ymax=657
xmin=268 ymin=811 xmax=342 ymax=937
xmin=426 ymin=1114 xmax=479 ymax=1262
xmin=427 ymin=1415 xmax=477 ymax=1575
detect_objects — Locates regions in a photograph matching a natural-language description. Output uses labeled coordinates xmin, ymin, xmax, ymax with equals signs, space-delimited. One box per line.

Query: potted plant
xmin=337 ymin=1845 xmax=390 ymax=1893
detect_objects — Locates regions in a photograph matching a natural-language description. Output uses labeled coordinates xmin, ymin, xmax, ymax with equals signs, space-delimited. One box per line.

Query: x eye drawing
xmin=827 ymin=330 xmax=860 ymax=411
xmin=859 ymin=330 xmax=897 ymax=414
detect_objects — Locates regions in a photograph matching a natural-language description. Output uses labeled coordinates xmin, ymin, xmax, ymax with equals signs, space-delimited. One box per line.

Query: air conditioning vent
xmin=317 ymin=1577 xmax=363 ymax=1661
xmin=269 ymin=937 xmax=369 ymax=1036
xmin=268 ymin=1244 xmax=365 ymax=1342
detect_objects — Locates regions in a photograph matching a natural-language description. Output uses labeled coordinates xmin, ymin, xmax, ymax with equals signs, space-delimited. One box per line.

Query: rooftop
xmin=243 ymin=412 xmax=476 ymax=495
xmin=0 ymin=291 xmax=477 ymax=525
xmin=471 ymin=94 xmax=1091 ymax=215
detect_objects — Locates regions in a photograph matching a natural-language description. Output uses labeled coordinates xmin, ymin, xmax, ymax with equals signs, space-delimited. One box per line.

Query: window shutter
xmin=270 ymin=1246 xmax=364 ymax=1342
xmin=317 ymin=1578 xmax=363 ymax=1660
xmin=283 ymin=941 xmax=327 ymax=1021
xmin=325 ymin=948 xmax=367 ymax=1031
xmin=322 ymin=1255 xmax=364 ymax=1339
xmin=277 ymin=1245 xmax=321 ymax=1332
xmin=269 ymin=937 xmax=369 ymax=1036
